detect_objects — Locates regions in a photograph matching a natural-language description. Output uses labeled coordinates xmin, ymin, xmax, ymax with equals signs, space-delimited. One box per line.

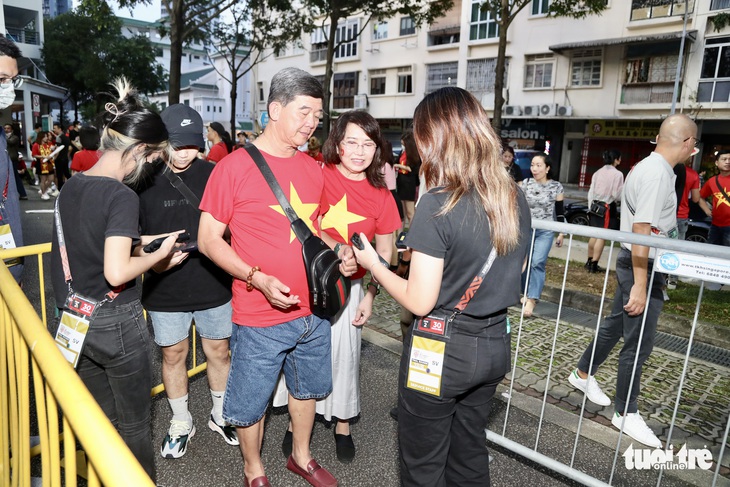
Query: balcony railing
xmin=621 ymin=82 xmax=676 ymax=104
xmin=6 ymin=29 xmax=40 ymax=46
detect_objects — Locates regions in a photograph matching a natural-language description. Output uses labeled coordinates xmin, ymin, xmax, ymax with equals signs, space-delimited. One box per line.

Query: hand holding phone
xmin=350 ymin=233 xmax=389 ymax=267
xmin=143 ymin=232 xmax=190 ymax=253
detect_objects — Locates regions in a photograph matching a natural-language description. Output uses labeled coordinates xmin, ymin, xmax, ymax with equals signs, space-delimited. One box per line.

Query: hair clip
xmin=104 ymin=102 xmax=123 ymax=125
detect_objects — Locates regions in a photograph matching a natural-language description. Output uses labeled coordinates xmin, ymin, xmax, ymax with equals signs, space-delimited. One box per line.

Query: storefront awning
xmin=549 ymin=30 xmax=696 ymax=53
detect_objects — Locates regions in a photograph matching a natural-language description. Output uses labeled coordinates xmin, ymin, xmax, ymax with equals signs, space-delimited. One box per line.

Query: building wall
xmin=253 ymin=1 xmax=730 ymax=183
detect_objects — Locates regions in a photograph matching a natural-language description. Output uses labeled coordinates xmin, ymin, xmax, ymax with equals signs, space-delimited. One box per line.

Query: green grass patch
xmin=544 ymin=257 xmax=728 ymax=328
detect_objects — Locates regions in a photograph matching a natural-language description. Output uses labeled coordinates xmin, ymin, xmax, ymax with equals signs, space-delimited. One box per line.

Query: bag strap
xmin=715 ymin=175 xmax=730 ymax=204
xmin=453 ymin=247 xmax=497 ymax=314
xmin=163 ymin=167 xmax=201 ymax=211
xmin=54 ymin=196 xmax=118 ymax=302
xmin=244 ymin=144 xmax=313 ymax=244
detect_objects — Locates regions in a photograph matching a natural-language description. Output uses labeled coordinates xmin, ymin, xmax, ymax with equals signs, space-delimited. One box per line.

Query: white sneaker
xmin=611 ymin=412 xmax=662 ymax=449
xmin=666 ymin=279 xmax=677 ymax=290
xmin=40 ymin=193 xmax=50 ymax=200
xmin=568 ymin=369 xmax=611 ymax=406
xmin=49 ymin=189 xmax=59 ymax=197
xmin=160 ymin=419 xmax=195 ymax=458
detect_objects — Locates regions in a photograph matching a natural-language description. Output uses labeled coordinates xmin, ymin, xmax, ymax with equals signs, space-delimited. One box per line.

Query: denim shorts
xmin=223 ymin=314 xmax=332 ymax=427
xmin=148 ymin=300 xmax=233 ymax=347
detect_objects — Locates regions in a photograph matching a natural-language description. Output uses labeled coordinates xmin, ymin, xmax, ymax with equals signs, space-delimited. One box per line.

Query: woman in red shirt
xmin=70 ymin=125 xmax=101 ymax=174
xmin=205 ymin=122 xmax=232 ymax=163
xmin=33 ymin=131 xmax=56 ymax=199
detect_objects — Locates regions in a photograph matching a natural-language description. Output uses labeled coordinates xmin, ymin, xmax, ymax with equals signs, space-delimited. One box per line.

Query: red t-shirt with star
xmin=200 ymin=149 xmax=325 ymax=326
xmin=320 ymin=164 xmax=402 ymax=280
xmin=700 ymin=173 xmax=730 ymax=227
xmin=677 ymin=166 xmax=699 ymax=219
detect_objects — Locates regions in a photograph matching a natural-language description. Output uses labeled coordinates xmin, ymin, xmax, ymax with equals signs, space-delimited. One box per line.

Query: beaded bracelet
xmin=246 ymin=266 xmax=260 ymax=292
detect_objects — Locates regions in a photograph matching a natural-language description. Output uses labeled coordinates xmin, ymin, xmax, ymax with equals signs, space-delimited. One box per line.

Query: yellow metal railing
xmin=0 ymin=241 xmax=210 ymax=485
xmin=0 ymin=258 xmax=154 ymax=486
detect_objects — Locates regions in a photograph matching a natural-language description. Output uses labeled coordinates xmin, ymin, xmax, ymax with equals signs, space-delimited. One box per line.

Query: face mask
xmin=0 ymin=83 xmax=16 ymax=110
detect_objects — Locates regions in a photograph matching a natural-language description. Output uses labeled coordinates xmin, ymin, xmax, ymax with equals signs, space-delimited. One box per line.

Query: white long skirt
xmin=272 ymin=280 xmax=364 ymax=422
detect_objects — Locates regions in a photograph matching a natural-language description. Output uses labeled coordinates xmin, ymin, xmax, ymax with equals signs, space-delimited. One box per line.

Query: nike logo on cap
xmin=180 ymin=119 xmax=193 ymax=127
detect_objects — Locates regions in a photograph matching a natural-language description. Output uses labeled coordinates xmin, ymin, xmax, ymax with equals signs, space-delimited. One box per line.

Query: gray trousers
xmin=577 ymin=248 xmax=665 ymax=414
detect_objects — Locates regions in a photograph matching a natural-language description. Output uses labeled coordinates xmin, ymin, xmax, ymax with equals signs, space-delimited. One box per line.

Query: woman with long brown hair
xmin=353 ymin=87 xmax=531 ymax=486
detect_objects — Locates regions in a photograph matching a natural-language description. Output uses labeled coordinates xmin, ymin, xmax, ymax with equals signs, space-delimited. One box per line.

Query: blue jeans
xmin=76 ymin=300 xmax=155 ymax=481
xmin=522 ymin=229 xmax=554 ymax=300
xmin=577 ymin=249 xmax=665 ymax=414
xmin=708 ymin=225 xmax=730 ymax=247
xmin=223 ymin=314 xmax=332 ymax=427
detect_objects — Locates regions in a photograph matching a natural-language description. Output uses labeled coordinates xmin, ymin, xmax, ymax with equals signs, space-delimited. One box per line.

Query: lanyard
xmin=54 ymin=196 xmax=118 ymax=302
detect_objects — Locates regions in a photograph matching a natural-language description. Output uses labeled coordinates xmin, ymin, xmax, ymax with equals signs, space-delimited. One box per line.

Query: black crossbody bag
xmin=244 ymin=144 xmax=350 ymax=318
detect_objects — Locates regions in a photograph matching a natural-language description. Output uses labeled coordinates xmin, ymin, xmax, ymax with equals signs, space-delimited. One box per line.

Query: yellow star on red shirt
xmin=270 ymin=183 xmax=320 ymax=243
xmin=321 ymin=194 xmax=367 ymax=242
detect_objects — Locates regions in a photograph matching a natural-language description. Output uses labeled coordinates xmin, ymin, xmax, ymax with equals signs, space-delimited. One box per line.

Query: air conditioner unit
xmin=504 ymin=105 xmax=522 ymax=116
xmin=523 ymin=105 xmax=541 ymax=117
xmin=557 ymin=105 xmax=573 ymax=116
xmin=539 ymin=103 xmax=557 ymax=116
xmin=353 ymin=94 xmax=368 ymax=110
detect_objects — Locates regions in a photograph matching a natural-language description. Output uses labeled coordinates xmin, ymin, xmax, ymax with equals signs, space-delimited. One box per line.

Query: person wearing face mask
xmin=0 ymin=37 xmax=24 ymax=283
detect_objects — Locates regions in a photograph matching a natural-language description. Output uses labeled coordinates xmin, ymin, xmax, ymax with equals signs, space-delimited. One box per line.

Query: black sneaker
xmin=584 ymin=259 xmax=593 ymax=271
xmin=208 ymin=415 xmax=239 ymax=446
xmin=334 ymin=430 xmax=356 ymax=463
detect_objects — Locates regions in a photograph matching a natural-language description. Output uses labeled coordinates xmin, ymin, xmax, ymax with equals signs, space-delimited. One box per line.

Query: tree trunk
xmin=230 ymin=64 xmax=238 ymax=141
xmin=492 ymin=0 xmax=510 ymax=133
xmin=322 ymin=13 xmax=340 ymax=140
xmin=168 ymin=0 xmax=185 ymax=105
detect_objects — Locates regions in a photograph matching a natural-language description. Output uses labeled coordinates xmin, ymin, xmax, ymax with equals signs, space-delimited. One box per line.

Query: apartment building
xmin=2 ymin=0 xmax=66 ymax=144
xmin=120 ymin=17 xmax=254 ymax=134
xmin=254 ymin=0 xmax=730 ymax=185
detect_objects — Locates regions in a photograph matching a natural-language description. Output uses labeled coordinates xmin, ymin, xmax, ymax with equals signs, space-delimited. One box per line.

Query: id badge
xmin=406 ymin=335 xmax=446 ymax=397
xmin=54 ymin=292 xmax=102 ymax=368
xmin=0 ymin=224 xmax=20 ymax=267
xmin=54 ymin=311 xmax=90 ymax=368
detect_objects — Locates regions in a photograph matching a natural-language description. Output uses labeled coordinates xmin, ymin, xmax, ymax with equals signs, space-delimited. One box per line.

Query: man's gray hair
xmin=267 ymin=67 xmax=324 ymax=109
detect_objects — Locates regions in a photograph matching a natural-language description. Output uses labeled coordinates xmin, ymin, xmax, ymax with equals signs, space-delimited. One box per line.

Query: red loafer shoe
xmin=286 ymin=455 xmax=338 ymax=487
xmin=244 ymin=475 xmax=270 ymax=487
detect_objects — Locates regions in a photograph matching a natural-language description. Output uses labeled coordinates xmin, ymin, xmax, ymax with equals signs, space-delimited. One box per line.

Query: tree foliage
xmin=300 ymin=0 xmax=454 ymax=138
xmin=117 ymin=0 xmax=236 ymax=104
xmin=205 ymin=0 xmax=307 ymax=140
xmin=482 ymin=0 xmax=608 ymax=131
xmin=42 ymin=1 xmax=166 ymax=117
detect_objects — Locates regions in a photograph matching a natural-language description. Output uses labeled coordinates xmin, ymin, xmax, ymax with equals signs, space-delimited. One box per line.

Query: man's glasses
xmin=683 ymin=136 xmax=700 ymax=147
xmin=0 ymin=76 xmax=22 ymax=88
xmin=341 ymin=140 xmax=377 ymax=152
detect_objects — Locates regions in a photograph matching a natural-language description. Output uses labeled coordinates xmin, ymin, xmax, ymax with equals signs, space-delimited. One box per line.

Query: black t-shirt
xmin=55 ymin=133 xmax=71 ymax=165
xmin=404 ymin=188 xmax=531 ymax=319
xmin=51 ymin=174 xmax=140 ymax=306
xmin=138 ymin=159 xmax=232 ymax=312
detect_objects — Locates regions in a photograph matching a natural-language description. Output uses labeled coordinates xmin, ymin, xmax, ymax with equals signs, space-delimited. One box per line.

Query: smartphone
xmin=179 ymin=241 xmax=198 ymax=253
xmin=143 ymin=232 xmax=190 ymax=253
xmin=350 ymin=233 xmax=390 ymax=267
xmin=395 ymin=231 xmax=408 ymax=251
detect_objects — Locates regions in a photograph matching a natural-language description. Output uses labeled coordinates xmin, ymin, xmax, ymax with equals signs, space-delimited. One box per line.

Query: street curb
xmin=541 ymin=285 xmax=730 ymax=350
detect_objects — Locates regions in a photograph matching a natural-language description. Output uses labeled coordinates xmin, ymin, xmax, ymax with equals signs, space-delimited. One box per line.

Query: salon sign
xmin=654 ymin=250 xmax=730 ymax=285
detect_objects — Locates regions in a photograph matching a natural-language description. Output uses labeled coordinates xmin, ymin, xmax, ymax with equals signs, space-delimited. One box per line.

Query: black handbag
xmin=244 ymin=144 xmax=350 ymax=318
xmin=589 ymin=200 xmax=608 ymax=218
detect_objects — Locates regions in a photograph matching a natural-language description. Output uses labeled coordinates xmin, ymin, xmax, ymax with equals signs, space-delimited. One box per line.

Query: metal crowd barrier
xmin=0 ymin=242 xmax=209 ymax=486
xmin=0 ymin=252 xmax=154 ymax=486
xmin=492 ymin=218 xmax=730 ymax=487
